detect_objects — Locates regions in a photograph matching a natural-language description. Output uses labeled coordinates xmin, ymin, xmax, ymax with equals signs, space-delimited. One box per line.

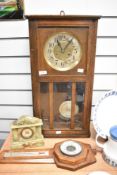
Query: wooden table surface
xmin=0 ymin=127 xmax=117 ymax=175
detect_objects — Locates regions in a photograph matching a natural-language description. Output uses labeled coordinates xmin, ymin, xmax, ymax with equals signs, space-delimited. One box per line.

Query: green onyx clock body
xmin=11 ymin=115 xmax=44 ymax=149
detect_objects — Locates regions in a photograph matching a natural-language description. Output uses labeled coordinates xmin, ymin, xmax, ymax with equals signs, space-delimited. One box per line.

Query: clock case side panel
xmin=29 ymin=21 xmax=41 ymax=117
xmin=83 ymin=20 xmax=98 ymax=133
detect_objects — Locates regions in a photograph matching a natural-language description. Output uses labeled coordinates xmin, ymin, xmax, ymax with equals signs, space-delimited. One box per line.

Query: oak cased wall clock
xmin=27 ymin=15 xmax=100 ymax=138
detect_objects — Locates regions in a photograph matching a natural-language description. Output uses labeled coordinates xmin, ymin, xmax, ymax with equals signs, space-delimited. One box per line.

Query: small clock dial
xmin=21 ymin=127 xmax=33 ymax=139
xmin=44 ymin=32 xmax=82 ymax=71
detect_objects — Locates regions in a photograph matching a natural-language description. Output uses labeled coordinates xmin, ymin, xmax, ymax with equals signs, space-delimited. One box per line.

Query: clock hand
xmin=63 ymin=38 xmax=73 ymax=52
xmin=57 ymin=39 xmax=64 ymax=52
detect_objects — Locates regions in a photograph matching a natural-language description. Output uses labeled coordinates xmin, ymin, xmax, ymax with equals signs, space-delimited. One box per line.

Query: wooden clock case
xmin=27 ymin=15 xmax=100 ymax=138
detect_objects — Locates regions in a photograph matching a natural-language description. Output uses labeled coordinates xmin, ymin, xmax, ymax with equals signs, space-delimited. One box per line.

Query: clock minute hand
xmin=63 ymin=38 xmax=73 ymax=52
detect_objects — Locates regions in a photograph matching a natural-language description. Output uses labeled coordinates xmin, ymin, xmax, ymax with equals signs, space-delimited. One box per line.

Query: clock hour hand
xmin=57 ymin=39 xmax=64 ymax=53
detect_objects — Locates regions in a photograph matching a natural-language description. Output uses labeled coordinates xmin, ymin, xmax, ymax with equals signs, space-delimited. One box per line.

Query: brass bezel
xmin=43 ymin=32 xmax=82 ymax=71
xmin=21 ymin=127 xmax=34 ymax=139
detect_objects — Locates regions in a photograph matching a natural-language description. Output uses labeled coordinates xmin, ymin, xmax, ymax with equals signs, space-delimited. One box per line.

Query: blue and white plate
xmin=93 ymin=90 xmax=117 ymax=139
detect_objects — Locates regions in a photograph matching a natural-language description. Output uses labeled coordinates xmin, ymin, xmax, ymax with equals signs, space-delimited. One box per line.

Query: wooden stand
xmin=53 ymin=140 xmax=96 ymax=171
xmin=0 ymin=148 xmax=54 ymax=164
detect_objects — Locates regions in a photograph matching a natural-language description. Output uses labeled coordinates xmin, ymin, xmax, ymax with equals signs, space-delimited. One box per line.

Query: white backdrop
xmin=0 ymin=0 xmax=117 ymax=139
xmin=24 ymin=0 xmax=117 ymax=16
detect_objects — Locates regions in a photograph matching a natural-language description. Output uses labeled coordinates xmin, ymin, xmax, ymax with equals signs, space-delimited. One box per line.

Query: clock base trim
xmin=42 ymin=130 xmax=90 ymax=138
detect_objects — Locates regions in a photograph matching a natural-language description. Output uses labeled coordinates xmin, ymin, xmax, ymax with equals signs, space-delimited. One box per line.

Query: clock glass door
xmin=39 ymin=82 xmax=85 ymax=132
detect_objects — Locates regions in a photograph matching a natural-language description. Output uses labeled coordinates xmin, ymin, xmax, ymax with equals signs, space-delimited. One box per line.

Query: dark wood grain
xmin=28 ymin=15 xmax=100 ymax=138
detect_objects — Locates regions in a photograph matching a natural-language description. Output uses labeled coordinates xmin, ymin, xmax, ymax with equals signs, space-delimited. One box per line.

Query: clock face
xmin=44 ymin=32 xmax=82 ymax=71
xmin=21 ymin=127 xmax=33 ymax=139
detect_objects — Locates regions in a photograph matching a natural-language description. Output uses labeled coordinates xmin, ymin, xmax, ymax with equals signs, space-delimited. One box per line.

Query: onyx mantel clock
xmin=27 ymin=15 xmax=100 ymax=138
